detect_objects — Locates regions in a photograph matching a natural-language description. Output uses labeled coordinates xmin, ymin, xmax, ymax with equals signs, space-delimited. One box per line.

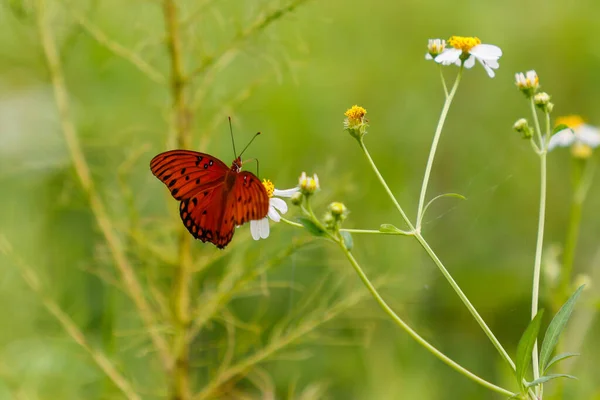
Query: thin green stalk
xmin=416 ymin=67 xmax=463 ymax=229
xmin=529 ymin=98 xmax=548 ymax=391
xmin=559 ymin=179 xmax=583 ymax=298
xmin=298 ymin=202 xmax=515 ymax=397
xmin=335 ymin=238 xmax=514 ymax=397
xmin=439 ymin=66 xmax=448 ymax=98
xmin=359 ymin=139 xmax=516 ymax=371
xmin=280 ymin=217 xmax=412 ymax=236
xmin=358 ymin=139 xmax=415 ymax=231
xmin=413 ymin=234 xmax=516 ymax=371
xmin=558 ymin=156 xmax=594 ymax=301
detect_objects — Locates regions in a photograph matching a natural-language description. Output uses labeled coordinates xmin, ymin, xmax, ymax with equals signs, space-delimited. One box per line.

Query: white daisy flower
xmin=250 ymin=179 xmax=298 ymax=240
xmin=434 ymin=36 xmax=502 ymax=78
xmin=548 ymin=115 xmax=600 ymax=152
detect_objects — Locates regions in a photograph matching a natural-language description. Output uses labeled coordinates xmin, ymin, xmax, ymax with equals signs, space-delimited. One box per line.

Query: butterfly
xmin=150 ymin=150 xmax=269 ymax=249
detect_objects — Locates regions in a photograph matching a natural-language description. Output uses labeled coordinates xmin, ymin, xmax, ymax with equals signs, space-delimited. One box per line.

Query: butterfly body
xmin=150 ymin=150 xmax=269 ymax=249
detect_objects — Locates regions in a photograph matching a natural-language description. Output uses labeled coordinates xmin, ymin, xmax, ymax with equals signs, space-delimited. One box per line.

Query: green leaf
xmin=515 ymin=310 xmax=545 ymax=390
xmin=296 ymin=216 xmax=326 ymax=237
xmin=544 ymin=352 xmax=580 ymax=374
xmin=378 ymin=224 xmax=411 ymax=235
xmin=539 ymin=285 xmax=584 ymax=371
xmin=340 ymin=231 xmax=353 ymax=251
xmin=552 ymin=124 xmax=571 ymax=135
xmin=526 ymin=374 xmax=577 ymax=388
xmin=421 ymin=193 xmax=466 ymax=221
xmin=379 ymin=224 xmax=401 ymax=233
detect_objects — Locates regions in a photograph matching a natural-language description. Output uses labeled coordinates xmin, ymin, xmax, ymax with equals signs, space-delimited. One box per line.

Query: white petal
xmin=576 ymin=125 xmax=600 ymax=148
xmin=259 ymin=218 xmax=270 ymax=239
xmin=273 ymin=187 xmax=299 ymax=197
xmin=484 ymin=59 xmax=499 ymax=69
xmin=425 ymin=53 xmax=433 ymax=60
xmin=434 ymin=49 xmax=461 ymax=65
xmin=548 ymin=129 xmax=576 ymax=150
xmin=250 ymin=220 xmax=261 ymax=240
xmin=477 ymin=58 xmax=496 ymax=78
xmin=268 ymin=206 xmax=281 ymax=222
xmin=463 ymin=55 xmax=476 ymax=69
xmin=470 ymin=44 xmax=502 ymax=59
xmin=270 ymin=197 xmax=288 ymax=214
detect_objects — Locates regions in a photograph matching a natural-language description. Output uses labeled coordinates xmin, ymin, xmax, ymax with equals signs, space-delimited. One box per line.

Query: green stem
xmin=296 ymin=202 xmax=515 ymax=397
xmin=359 ymin=139 xmax=516 ymax=371
xmin=335 ymin=239 xmax=515 ymax=397
xmin=529 ymin=98 xmax=548 ymax=392
xmin=358 ymin=140 xmax=415 ymax=231
xmin=280 ymin=218 xmax=412 ymax=236
xmin=416 ymin=67 xmax=463 ymax=229
xmin=413 ymin=234 xmax=516 ymax=371
xmin=439 ymin=65 xmax=449 ymax=98
xmin=559 ymin=174 xmax=583 ymax=297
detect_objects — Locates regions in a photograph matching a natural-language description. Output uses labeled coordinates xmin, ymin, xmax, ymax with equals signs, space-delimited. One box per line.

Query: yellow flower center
xmin=571 ymin=143 xmax=593 ymax=159
xmin=447 ymin=36 xmax=481 ymax=53
xmin=262 ymin=179 xmax=274 ymax=198
xmin=555 ymin=115 xmax=585 ymax=129
xmin=344 ymin=105 xmax=367 ymax=123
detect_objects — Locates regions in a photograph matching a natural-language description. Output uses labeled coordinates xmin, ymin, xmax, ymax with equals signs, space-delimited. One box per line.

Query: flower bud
xmin=328 ymin=202 xmax=348 ymax=219
xmin=298 ymin=172 xmax=319 ymax=195
xmin=513 ymin=118 xmax=533 ymax=139
xmin=515 ymin=70 xmax=539 ymax=97
xmin=534 ymin=92 xmax=553 ymax=113
xmin=290 ymin=191 xmax=303 ymax=206
xmin=425 ymin=39 xmax=446 ymax=59
xmin=344 ymin=105 xmax=369 ymax=141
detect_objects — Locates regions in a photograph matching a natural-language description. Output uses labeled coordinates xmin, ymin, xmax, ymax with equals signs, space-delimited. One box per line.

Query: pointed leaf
xmin=526 ymin=374 xmax=577 ymax=388
xmin=552 ymin=124 xmax=571 ymax=135
xmin=544 ymin=352 xmax=580 ymax=374
xmin=540 ymin=285 xmax=584 ymax=371
xmin=340 ymin=231 xmax=353 ymax=251
xmin=421 ymin=193 xmax=466 ymax=221
xmin=296 ymin=216 xmax=326 ymax=237
xmin=379 ymin=224 xmax=411 ymax=235
xmin=515 ymin=310 xmax=545 ymax=389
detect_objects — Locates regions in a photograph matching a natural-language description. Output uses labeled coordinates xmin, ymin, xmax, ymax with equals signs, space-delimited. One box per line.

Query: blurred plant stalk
xmin=163 ymin=0 xmax=193 ymax=398
xmin=35 ymin=0 xmax=173 ymax=372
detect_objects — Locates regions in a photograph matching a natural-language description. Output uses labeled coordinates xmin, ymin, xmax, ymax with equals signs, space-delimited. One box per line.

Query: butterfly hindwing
xmin=150 ymin=150 xmax=229 ymax=200
xmin=180 ymin=184 xmax=233 ymax=248
xmin=228 ymin=171 xmax=270 ymax=226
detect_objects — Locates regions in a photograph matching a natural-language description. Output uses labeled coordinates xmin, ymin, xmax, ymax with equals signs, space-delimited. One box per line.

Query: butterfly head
xmin=231 ymin=156 xmax=243 ymax=172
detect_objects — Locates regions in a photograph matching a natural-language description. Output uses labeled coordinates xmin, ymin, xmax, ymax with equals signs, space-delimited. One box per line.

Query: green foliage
xmin=297 ymin=216 xmax=326 ymax=236
xmin=526 ymin=374 xmax=577 ymax=388
xmin=544 ymin=352 xmax=580 ymax=374
xmin=515 ymin=310 xmax=544 ymax=390
xmin=340 ymin=231 xmax=353 ymax=250
xmin=540 ymin=285 xmax=585 ymax=372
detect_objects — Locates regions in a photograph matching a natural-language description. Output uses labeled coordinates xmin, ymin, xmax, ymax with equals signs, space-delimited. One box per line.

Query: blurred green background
xmin=1 ymin=0 xmax=600 ymax=399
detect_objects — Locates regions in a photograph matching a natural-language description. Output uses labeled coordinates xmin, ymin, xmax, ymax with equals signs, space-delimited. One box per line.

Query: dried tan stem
xmin=35 ymin=0 xmax=172 ymax=371
xmin=163 ymin=0 xmax=193 ymax=398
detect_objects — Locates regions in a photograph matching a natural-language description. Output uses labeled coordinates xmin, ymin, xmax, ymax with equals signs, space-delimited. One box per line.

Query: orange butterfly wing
xmin=180 ymin=171 xmax=270 ymax=248
xmin=150 ymin=150 xmax=229 ymax=200
xmin=150 ymin=150 xmax=270 ymax=249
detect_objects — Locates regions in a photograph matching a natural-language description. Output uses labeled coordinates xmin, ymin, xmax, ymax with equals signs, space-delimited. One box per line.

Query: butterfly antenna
xmin=229 ymin=116 xmax=237 ymax=158
xmin=238 ymin=132 xmax=261 ymax=158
